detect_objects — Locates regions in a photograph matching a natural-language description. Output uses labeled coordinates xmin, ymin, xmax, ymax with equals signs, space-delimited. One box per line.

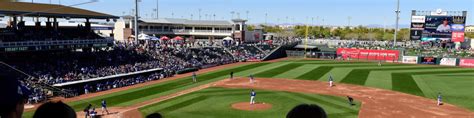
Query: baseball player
xmin=192 ymin=72 xmax=197 ymax=83
xmin=90 ymin=107 xmax=97 ymax=118
xmin=437 ymin=92 xmax=443 ymax=106
xmin=347 ymin=96 xmax=354 ymax=106
xmin=328 ymin=74 xmax=334 ymax=87
xmin=101 ymin=99 xmax=109 ymax=114
xmin=249 ymin=74 xmax=254 ymax=83
xmin=83 ymin=104 xmax=92 ymax=118
xmin=378 ymin=60 xmax=382 ymax=66
xmin=250 ymin=89 xmax=256 ymax=104
xmin=84 ymin=84 xmax=89 ymax=94
xmin=230 ymin=71 xmax=234 ymax=79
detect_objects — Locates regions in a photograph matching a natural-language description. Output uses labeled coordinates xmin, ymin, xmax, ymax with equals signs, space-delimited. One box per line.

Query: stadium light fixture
xmin=393 ymin=0 xmax=400 ymax=48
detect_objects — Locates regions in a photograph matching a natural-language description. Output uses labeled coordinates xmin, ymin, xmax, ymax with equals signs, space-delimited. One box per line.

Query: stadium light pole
xmin=134 ymin=0 xmax=139 ymax=44
xmin=265 ymin=13 xmax=268 ymax=26
xmin=198 ymin=9 xmax=202 ymax=20
xmin=393 ymin=0 xmax=400 ymax=48
xmin=156 ymin=0 xmax=159 ymax=19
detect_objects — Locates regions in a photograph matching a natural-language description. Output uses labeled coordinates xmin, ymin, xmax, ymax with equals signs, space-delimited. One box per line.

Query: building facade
xmin=115 ymin=17 xmax=262 ymax=42
xmin=466 ymin=25 xmax=474 ymax=33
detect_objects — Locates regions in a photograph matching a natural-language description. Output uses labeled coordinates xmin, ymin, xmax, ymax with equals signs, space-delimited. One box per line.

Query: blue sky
xmin=21 ymin=0 xmax=474 ymax=26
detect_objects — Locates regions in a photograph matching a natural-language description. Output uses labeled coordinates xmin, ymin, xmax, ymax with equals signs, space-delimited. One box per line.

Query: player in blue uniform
xmin=192 ymin=72 xmax=197 ymax=83
xmin=250 ymin=89 xmax=256 ymax=104
xmin=101 ymin=99 xmax=109 ymax=114
xmin=230 ymin=71 xmax=234 ymax=79
xmin=437 ymin=92 xmax=442 ymax=106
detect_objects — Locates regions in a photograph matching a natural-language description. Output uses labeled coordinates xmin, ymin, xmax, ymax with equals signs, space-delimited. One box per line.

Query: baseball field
xmin=23 ymin=59 xmax=474 ymax=117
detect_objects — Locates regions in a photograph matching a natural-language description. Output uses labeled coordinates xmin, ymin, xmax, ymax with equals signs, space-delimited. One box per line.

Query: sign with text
xmin=336 ymin=48 xmax=399 ymax=61
xmin=402 ymin=56 xmax=418 ymax=64
xmin=420 ymin=57 xmax=437 ymax=65
xmin=439 ymin=58 xmax=457 ymax=66
xmin=459 ymin=59 xmax=474 ymax=67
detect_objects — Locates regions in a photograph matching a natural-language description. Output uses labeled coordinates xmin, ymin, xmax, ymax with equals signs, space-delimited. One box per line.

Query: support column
xmin=12 ymin=16 xmax=17 ymax=30
xmin=85 ymin=18 xmax=91 ymax=31
xmin=53 ymin=18 xmax=58 ymax=31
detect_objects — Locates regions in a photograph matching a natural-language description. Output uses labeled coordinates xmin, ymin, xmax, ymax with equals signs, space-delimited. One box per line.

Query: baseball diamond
xmin=2 ymin=1 xmax=474 ymax=118
xmin=19 ymin=59 xmax=474 ymax=117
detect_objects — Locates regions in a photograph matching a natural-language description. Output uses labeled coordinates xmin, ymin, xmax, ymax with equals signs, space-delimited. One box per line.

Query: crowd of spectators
xmin=228 ymin=44 xmax=267 ymax=61
xmin=1 ymin=36 xmax=296 ymax=104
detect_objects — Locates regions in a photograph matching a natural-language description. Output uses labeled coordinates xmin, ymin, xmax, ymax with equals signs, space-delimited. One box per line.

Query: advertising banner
xmin=452 ymin=32 xmax=465 ymax=42
xmin=439 ymin=58 xmax=457 ymax=66
xmin=459 ymin=59 xmax=474 ymax=67
xmin=411 ymin=16 xmax=426 ymax=23
xmin=402 ymin=56 xmax=418 ymax=64
xmin=336 ymin=48 xmax=399 ymax=61
xmin=420 ymin=57 xmax=437 ymax=65
xmin=410 ymin=23 xmax=424 ymax=40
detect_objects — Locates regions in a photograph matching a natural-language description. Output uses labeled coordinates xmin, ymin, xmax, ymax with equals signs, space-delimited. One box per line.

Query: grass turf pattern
xmin=139 ymin=87 xmax=360 ymax=118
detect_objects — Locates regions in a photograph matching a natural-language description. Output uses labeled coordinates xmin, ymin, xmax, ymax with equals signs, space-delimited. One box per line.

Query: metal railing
xmin=0 ymin=38 xmax=114 ymax=48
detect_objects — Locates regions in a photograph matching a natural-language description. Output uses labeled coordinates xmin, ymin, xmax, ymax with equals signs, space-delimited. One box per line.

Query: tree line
xmin=249 ymin=24 xmax=474 ymax=41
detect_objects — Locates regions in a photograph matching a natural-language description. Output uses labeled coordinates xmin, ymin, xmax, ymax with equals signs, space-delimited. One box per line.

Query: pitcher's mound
xmin=231 ymin=102 xmax=272 ymax=111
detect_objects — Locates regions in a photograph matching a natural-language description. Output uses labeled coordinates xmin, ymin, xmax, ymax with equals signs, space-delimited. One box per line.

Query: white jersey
xmin=436 ymin=25 xmax=451 ymax=32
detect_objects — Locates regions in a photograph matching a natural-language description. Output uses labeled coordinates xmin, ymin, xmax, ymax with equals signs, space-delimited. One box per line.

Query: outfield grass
xmin=139 ymin=87 xmax=361 ymax=118
xmin=252 ymin=60 xmax=474 ymax=111
xmin=23 ymin=59 xmax=474 ymax=118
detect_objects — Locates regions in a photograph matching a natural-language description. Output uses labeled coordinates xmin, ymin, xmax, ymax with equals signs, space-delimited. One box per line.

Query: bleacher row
xmin=1 ymin=39 xmax=283 ymax=104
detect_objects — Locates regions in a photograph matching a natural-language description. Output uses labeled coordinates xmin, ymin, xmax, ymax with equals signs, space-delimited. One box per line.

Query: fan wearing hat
xmin=0 ymin=77 xmax=32 ymax=118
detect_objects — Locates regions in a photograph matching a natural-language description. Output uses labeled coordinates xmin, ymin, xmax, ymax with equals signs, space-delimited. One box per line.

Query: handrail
xmin=0 ymin=39 xmax=113 ymax=48
xmin=53 ymin=68 xmax=163 ymax=87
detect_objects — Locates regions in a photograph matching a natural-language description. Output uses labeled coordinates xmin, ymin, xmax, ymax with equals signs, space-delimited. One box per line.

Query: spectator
xmin=286 ymin=104 xmax=327 ymax=118
xmin=33 ymin=101 xmax=76 ymax=118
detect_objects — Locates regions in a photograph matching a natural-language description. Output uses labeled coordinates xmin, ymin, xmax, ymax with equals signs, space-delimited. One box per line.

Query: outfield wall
xmin=402 ymin=56 xmax=474 ymax=67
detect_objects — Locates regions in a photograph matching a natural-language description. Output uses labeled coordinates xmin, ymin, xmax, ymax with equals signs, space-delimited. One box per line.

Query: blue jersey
xmin=437 ymin=94 xmax=442 ymax=100
xmin=329 ymin=75 xmax=333 ymax=81
xmin=251 ymin=91 xmax=256 ymax=96
xmin=101 ymin=100 xmax=106 ymax=107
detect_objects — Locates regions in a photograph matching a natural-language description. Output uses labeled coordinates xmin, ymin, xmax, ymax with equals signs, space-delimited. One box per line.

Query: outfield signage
xmin=402 ymin=56 xmax=418 ymax=64
xmin=411 ymin=16 xmax=426 ymax=23
xmin=420 ymin=57 xmax=437 ymax=65
xmin=439 ymin=58 xmax=457 ymax=66
xmin=459 ymin=59 xmax=474 ymax=67
xmin=336 ymin=48 xmax=399 ymax=61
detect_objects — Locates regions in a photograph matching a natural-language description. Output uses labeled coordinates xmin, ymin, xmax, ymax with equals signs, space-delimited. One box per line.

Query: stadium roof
xmin=0 ymin=2 xmax=118 ymax=19
xmin=140 ymin=18 xmax=233 ymax=26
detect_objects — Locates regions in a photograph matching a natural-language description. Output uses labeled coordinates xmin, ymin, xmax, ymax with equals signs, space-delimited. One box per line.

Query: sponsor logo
xmin=452 ymin=16 xmax=466 ymax=24
xmin=460 ymin=59 xmax=474 ymax=67
xmin=452 ymin=32 xmax=465 ymax=42
xmin=440 ymin=58 xmax=457 ymax=66
xmin=337 ymin=48 xmax=399 ymax=61
xmin=451 ymin=24 xmax=465 ymax=32
xmin=403 ymin=56 xmax=418 ymax=64
xmin=421 ymin=57 xmax=436 ymax=65
xmin=411 ymin=16 xmax=426 ymax=23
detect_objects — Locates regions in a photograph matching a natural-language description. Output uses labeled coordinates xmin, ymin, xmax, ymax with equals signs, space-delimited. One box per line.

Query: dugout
xmin=286 ymin=44 xmax=337 ymax=59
